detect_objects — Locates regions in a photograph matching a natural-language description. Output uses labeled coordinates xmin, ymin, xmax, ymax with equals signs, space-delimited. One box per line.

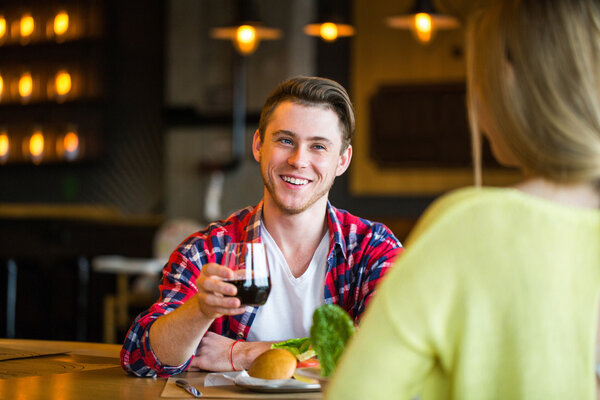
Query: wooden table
xmin=0 ymin=339 xmax=322 ymax=399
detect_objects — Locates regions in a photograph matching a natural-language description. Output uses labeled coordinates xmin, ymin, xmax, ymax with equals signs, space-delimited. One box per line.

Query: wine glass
xmin=222 ymin=242 xmax=271 ymax=306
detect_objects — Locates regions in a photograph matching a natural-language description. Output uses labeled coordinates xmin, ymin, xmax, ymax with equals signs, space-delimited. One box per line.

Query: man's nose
xmin=288 ymin=146 xmax=309 ymax=168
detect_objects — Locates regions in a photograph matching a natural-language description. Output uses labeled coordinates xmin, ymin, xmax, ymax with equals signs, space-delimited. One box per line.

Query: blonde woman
xmin=327 ymin=0 xmax=600 ymax=398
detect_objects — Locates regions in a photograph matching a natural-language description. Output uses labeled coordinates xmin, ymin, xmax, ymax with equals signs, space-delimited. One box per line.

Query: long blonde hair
xmin=467 ymin=0 xmax=600 ymax=186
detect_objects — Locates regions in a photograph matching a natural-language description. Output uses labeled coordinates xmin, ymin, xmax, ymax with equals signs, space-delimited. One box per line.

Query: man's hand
xmin=148 ymin=263 xmax=248 ymax=368
xmin=191 ymin=332 xmax=272 ymax=371
xmin=195 ymin=263 xmax=246 ymax=319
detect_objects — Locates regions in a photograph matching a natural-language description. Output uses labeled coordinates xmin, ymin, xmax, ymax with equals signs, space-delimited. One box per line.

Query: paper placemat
xmin=161 ymin=372 xmax=322 ymax=399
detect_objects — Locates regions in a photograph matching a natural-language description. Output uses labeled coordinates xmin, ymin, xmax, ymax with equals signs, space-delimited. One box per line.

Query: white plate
xmin=294 ymin=367 xmax=329 ymax=390
xmin=233 ymin=370 xmax=321 ymax=393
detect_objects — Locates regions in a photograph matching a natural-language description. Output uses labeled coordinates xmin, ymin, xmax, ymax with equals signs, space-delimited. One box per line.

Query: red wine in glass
xmin=222 ymin=243 xmax=271 ymax=306
xmin=229 ymin=276 xmax=271 ymax=306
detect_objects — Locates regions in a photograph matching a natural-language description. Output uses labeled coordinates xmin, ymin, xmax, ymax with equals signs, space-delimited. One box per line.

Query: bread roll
xmin=248 ymin=349 xmax=297 ymax=380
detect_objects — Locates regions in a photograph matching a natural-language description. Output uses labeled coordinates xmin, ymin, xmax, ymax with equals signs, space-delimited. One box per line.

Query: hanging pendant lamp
xmin=211 ymin=0 xmax=282 ymax=55
xmin=386 ymin=0 xmax=459 ymax=45
xmin=304 ymin=0 xmax=354 ymax=42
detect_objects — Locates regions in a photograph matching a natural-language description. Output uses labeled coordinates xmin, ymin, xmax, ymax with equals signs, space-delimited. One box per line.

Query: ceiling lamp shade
xmin=211 ymin=23 xmax=281 ymax=55
xmin=386 ymin=0 xmax=459 ymax=45
xmin=304 ymin=0 xmax=354 ymax=42
xmin=304 ymin=21 xmax=354 ymax=42
xmin=210 ymin=0 xmax=281 ymax=55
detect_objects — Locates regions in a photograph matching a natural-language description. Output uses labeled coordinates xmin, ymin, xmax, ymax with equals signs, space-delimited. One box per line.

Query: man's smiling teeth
xmin=282 ymin=176 xmax=309 ymax=185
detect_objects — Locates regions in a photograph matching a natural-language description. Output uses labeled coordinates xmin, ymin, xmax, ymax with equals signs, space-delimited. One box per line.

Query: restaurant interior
xmin=0 ymin=0 xmax=516 ymax=346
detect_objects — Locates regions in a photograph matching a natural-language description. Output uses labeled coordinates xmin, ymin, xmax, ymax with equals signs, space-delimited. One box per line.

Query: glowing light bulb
xmin=0 ymin=132 xmax=8 ymax=160
xmin=319 ymin=23 xmax=339 ymax=42
xmin=54 ymin=11 xmax=69 ymax=36
xmin=20 ymin=14 xmax=34 ymax=38
xmin=237 ymin=25 xmax=256 ymax=44
xmin=304 ymin=21 xmax=354 ymax=41
xmin=58 ymin=126 xmax=81 ymax=161
xmin=413 ymin=13 xmax=433 ymax=44
xmin=64 ymin=131 xmax=79 ymax=153
xmin=19 ymin=72 xmax=33 ymax=100
xmin=55 ymin=70 xmax=71 ymax=96
xmin=0 ymin=74 xmax=3 ymax=99
xmin=29 ymin=130 xmax=44 ymax=160
xmin=235 ymin=25 xmax=258 ymax=55
xmin=0 ymin=16 xmax=6 ymax=40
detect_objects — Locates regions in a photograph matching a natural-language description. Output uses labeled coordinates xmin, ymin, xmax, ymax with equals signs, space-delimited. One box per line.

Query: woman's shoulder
xmin=405 ymin=186 xmax=518 ymax=245
xmin=432 ymin=185 xmax=513 ymax=209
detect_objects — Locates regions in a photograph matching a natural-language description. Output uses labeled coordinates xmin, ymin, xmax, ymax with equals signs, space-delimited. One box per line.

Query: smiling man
xmin=121 ymin=76 xmax=403 ymax=377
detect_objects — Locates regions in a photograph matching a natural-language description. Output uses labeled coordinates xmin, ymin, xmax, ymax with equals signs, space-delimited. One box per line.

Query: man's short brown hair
xmin=258 ymin=76 xmax=355 ymax=152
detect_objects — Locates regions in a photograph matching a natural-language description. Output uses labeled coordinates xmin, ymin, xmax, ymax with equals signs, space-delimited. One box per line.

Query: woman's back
xmin=328 ymin=187 xmax=600 ymax=399
xmin=327 ymin=1 xmax=600 ymax=398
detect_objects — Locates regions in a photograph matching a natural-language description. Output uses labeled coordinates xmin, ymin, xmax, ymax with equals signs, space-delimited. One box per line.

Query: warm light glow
xmin=211 ymin=24 xmax=281 ymax=56
xmin=304 ymin=22 xmax=354 ymax=41
xmin=319 ymin=23 xmax=338 ymax=42
xmin=54 ymin=11 xmax=69 ymax=36
xmin=387 ymin=11 xmax=458 ymax=45
xmin=0 ymin=74 xmax=3 ymax=99
xmin=0 ymin=16 xmax=6 ymax=40
xmin=55 ymin=70 xmax=71 ymax=96
xmin=29 ymin=131 xmax=44 ymax=158
xmin=414 ymin=13 xmax=433 ymax=43
xmin=0 ymin=133 xmax=8 ymax=159
xmin=19 ymin=72 xmax=33 ymax=99
xmin=58 ymin=126 xmax=81 ymax=161
xmin=237 ymin=25 xmax=256 ymax=44
xmin=20 ymin=14 xmax=35 ymax=38
xmin=235 ymin=25 xmax=258 ymax=55
xmin=64 ymin=131 xmax=79 ymax=153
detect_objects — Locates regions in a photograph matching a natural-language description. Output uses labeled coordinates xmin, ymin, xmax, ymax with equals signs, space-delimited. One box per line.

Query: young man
xmin=121 ymin=76 xmax=402 ymax=377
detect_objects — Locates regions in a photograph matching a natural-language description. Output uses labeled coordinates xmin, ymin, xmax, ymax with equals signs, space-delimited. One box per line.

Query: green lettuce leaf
xmin=271 ymin=337 xmax=311 ymax=356
xmin=310 ymin=304 xmax=355 ymax=377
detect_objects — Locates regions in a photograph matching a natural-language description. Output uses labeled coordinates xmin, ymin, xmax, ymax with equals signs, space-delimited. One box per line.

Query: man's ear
xmin=252 ymin=130 xmax=262 ymax=162
xmin=335 ymin=145 xmax=352 ymax=176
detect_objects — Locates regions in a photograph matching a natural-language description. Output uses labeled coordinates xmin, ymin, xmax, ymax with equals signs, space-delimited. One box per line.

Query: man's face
xmin=253 ymin=101 xmax=352 ymax=215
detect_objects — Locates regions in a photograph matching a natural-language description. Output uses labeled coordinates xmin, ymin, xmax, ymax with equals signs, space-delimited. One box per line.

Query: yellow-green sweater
xmin=327 ymin=187 xmax=600 ymax=399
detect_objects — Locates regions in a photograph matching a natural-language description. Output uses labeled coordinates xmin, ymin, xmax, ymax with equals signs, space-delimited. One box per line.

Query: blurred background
xmin=0 ymin=0 xmax=511 ymax=344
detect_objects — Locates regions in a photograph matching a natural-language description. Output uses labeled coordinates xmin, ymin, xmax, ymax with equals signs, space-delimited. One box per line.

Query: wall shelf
xmin=0 ymin=1 xmax=106 ymax=165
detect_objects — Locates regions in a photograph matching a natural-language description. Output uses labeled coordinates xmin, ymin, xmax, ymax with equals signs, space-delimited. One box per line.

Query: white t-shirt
xmin=246 ymin=226 xmax=329 ymax=341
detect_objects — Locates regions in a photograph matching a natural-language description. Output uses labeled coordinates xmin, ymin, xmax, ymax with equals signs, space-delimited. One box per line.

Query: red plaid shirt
xmin=121 ymin=201 xmax=402 ymax=377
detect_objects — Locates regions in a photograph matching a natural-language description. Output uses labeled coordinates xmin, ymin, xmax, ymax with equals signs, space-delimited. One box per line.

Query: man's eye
xmin=313 ymin=144 xmax=326 ymax=150
xmin=278 ymin=138 xmax=293 ymax=145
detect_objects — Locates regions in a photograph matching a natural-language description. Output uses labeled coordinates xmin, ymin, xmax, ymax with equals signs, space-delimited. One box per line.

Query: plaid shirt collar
xmin=244 ymin=200 xmax=348 ymax=260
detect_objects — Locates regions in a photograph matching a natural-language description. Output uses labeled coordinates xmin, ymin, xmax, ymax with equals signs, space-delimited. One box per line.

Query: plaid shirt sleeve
xmin=324 ymin=205 xmax=404 ymax=323
xmin=120 ymin=206 xmax=258 ymax=377
xmin=120 ymin=250 xmax=202 ymax=377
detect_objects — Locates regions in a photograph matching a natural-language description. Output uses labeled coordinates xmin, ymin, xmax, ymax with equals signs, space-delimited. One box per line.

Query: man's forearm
xmin=149 ymin=297 xmax=215 ymax=367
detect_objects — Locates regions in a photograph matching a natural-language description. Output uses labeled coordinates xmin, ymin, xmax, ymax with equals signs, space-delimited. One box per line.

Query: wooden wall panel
xmin=351 ymin=0 xmax=520 ymax=195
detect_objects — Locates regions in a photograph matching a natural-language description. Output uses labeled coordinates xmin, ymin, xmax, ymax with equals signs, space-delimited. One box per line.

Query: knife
xmin=175 ymin=379 xmax=203 ymax=398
